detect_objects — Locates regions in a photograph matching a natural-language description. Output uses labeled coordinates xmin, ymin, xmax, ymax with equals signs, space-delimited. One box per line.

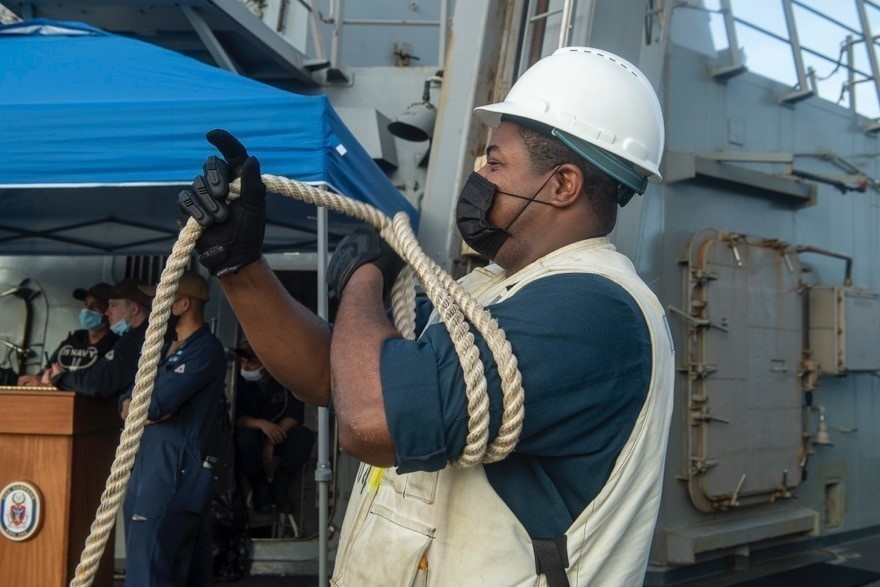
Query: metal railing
xmin=645 ymin=0 xmax=880 ymax=126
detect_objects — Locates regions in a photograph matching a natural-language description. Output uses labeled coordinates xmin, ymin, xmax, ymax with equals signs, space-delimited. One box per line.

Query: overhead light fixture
xmin=388 ymin=74 xmax=442 ymax=142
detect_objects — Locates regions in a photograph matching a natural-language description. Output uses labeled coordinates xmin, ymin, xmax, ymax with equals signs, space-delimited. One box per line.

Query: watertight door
xmin=682 ymin=229 xmax=805 ymax=512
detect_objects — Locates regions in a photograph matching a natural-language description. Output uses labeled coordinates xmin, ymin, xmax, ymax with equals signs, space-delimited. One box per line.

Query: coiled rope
xmin=71 ymin=174 xmax=525 ymax=586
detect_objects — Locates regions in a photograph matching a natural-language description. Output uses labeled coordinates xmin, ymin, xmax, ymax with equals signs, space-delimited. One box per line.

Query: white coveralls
xmin=331 ymin=238 xmax=675 ymax=586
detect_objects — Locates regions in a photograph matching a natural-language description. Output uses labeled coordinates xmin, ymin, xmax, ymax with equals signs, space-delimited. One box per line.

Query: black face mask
xmin=455 ymin=169 xmax=558 ymax=259
xmin=167 ymin=313 xmax=181 ymax=331
xmin=455 ymin=172 xmax=509 ymax=259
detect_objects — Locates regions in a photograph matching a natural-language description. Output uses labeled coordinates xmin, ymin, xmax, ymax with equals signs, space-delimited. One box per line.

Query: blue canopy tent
xmin=0 ymin=19 xmax=418 ymax=255
xmin=0 ymin=19 xmax=419 ymax=581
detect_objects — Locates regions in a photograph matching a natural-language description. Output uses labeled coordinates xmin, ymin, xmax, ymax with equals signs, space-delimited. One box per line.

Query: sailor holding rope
xmin=179 ymin=47 xmax=674 ymax=586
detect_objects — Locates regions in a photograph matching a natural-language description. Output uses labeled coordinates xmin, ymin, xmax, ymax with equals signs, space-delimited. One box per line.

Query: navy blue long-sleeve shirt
xmin=380 ymin=273 xmax=651 ymax=538
xmin=53 ymin=322 xmax=147 ymax=399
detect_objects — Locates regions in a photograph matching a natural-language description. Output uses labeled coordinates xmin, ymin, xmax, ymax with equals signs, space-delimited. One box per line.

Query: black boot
xmin=248 ymin=473 xmax=273 ymax=514
xmin=270 ymin=468 xmax=297 ymax=513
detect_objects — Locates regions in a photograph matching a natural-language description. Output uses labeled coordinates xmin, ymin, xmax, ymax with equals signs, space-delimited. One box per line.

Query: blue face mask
xmin=110 ymin=319 xmax=132 ymax=336
xmin=79 ymin=309 xmax=105 ymax=331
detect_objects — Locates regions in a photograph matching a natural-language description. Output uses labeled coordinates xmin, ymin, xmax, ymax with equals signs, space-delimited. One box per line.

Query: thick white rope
xmin=71 ymin=175 xmax=524 ymax=586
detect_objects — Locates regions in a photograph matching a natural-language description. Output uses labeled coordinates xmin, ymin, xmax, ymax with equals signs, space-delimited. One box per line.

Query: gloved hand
xmin=327 ymin=226 xmax=405 ymax=300
xmin=178 ymin=129 xmax=267 ymax=276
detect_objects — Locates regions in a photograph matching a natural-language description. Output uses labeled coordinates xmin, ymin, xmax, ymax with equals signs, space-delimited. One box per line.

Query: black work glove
xmin=178 ymin=129 xmax=267 ymax=277
xmin=327 ymin=226 xmax=405 ymax=300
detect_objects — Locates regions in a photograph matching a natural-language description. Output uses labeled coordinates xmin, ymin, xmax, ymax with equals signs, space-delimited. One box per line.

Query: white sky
xmin=703 ymin=0 xmax=880 ymax=119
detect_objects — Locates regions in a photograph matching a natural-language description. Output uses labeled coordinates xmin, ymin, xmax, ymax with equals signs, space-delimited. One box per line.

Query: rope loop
xmin=71 ymin=175 xmax=525 ymax=585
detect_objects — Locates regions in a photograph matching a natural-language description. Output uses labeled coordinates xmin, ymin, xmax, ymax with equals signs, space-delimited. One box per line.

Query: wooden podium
xmin=0 ymin=388 xmax=120 ymax=586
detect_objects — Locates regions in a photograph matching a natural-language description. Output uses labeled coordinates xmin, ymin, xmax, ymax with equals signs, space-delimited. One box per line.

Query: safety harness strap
xmin=533 ymin=536 xmax=570 ymax=587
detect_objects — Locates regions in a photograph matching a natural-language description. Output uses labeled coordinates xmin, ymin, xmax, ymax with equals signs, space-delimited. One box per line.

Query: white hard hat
xmin=475 ymin=47 xmax=664 ymax=194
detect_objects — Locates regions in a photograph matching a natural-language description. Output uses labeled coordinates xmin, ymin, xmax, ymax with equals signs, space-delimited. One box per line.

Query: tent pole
xmin=316 ymin=206 xmax=331 ymax=586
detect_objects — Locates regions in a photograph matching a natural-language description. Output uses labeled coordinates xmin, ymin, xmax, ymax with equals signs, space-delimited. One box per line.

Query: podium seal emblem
xmin=0 ymin=481 xmax=43 ymax=542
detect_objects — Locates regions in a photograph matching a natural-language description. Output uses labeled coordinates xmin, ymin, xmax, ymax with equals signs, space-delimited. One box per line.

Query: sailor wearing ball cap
xmin=49 ymin=277 xmax=152 ymax=399
xmin=17 ymin=281 xmax=119 ymax=387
